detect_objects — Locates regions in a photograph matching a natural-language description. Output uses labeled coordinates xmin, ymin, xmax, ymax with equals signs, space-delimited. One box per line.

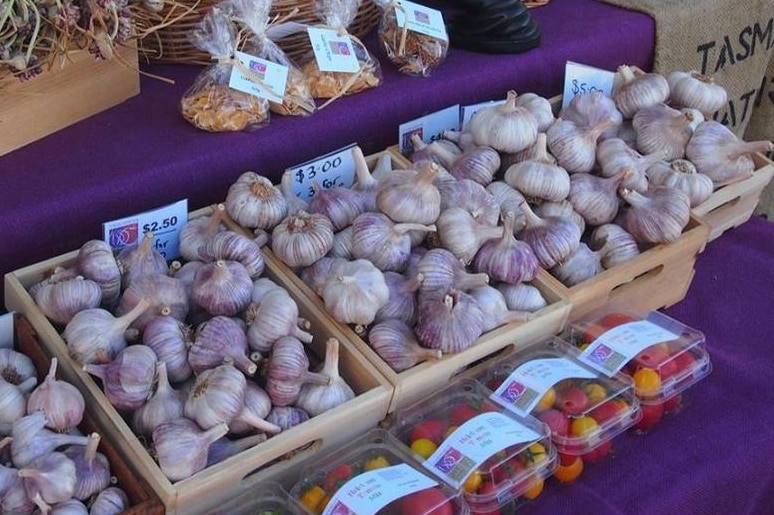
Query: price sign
xmin=561 ymin=61 xmax=616 ymax=109
xmin=0 ymin=311 xmax=13 ymax=349
xmin=398 ymin=104 xmax=460 ymax=154
xmin=394 ymin=0 xmax=448 ymax=41
xmin=307 ymin=27 xmax=360 ymax=73
xmin=460 ymin=99 xmax=506 ymax=129
xmin=229 ymin=50 xmax=289 ymax=103
xmin=288 ymin=143 xmax=358 ymax=201
xmin=102 ymin=199 xmax=188 ymax=260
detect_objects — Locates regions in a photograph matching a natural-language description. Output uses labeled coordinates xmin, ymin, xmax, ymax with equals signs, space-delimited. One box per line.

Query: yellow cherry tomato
xmin=582 ymin=382 xmax=608 ymax=405
xmin=570 ymin=416 xmax=599 ymax=438
xmin=299 ymin=485 xmax=327 ymax=514
xmin=633 ymin=367 xmax=662 ymax=399
xmin=522 ymin=443 xmax=548 ymax=466
xmin=521 ymin=476 xmax=545 ymax=500
xmin=535 ymin=387 xmax=556 ymax=412
xmin=364 ymin=455 xmax=391 ymax=471
xmin=462 ymin=469 xmax=483 ymax=494
xmin=410 ymin=437 xmax=438 ymax=459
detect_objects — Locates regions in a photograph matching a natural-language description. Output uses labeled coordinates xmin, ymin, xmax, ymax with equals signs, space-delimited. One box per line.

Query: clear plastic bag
xmin=375 ymin=1 xmax=449 ymax=77
xmin=180 ymin=5 xmax=270 ymax=132
xmin=300 ymin=0 xmax=382 ymax=102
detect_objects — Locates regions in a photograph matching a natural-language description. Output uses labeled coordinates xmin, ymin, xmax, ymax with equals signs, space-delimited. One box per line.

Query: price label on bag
xmin=308 ymin=27 xmax=360 ymax=73
xmin=398 ymin=104 xmax=460 ymax=154
xmin=288 ymin=143 xmax=359 ymax=201
xmin=229 ymin=50 xmax=289 ymax=103
xmin=561 ymin=61 xmax=616 ymax=109
xmin=102 ymin=199 xmax=188 ymax=260
xmin=394 ymin=0 xmax=448 ymax=41
xmin=0 ymin=312 xmax=14 ymax=349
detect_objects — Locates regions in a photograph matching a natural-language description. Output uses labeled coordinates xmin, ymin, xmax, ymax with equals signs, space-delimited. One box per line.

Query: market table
xmin=0 ymin=0 xmax=654 ymax=301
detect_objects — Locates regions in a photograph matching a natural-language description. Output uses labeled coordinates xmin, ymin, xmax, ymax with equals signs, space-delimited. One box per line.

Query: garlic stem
xmin=729 ymin=140 xmax=774 ymax=159
xmin=352 ymin=146 xmax=378 ymax=190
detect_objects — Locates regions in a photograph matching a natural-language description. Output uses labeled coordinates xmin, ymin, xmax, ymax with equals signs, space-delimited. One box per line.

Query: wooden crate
xmin=4 ymin=207 xmax=393 ymax=515
xmin=539 ymin=216 xmax=710 ymax=322
xmin=0 ymin=43 xmax=140 ymax=158
xmin=692 ymin=153 xmax=774 ymax=241
xmin=12 ymin=314 xmax=165 ymax=515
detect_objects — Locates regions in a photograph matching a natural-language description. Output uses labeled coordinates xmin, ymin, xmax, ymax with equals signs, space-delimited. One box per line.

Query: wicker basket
xmin=133 ymin=0 xmax=380 ymax=65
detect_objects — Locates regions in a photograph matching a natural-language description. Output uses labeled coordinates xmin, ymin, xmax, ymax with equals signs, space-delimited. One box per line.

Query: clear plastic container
xmin=467 ymin=338 xmax=641 ymax=465
xmin=289 ymin=428 xmax=469 ymax=515
xmin=208 ymin=481 xmax=308 ymax=515
xmin=387 ymin=378 xmax=556 ymax=513
xmin=562 ymin=309 xmax=712 ymax=433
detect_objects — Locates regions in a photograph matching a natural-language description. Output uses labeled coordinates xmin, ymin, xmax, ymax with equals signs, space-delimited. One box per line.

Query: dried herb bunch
xmin=0 ymin=0 xmax=133 ymax=80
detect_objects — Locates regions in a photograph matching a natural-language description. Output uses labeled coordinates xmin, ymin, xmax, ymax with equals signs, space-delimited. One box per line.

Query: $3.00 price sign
xmin=102 ymin=199 xmax=188 ymax=260
xmin=289 ymin=143 xmax=358 ymax=201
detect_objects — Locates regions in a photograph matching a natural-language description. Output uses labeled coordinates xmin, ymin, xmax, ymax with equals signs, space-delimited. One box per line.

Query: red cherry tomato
xmin=589 ymin=400 xmax=625 ymax=425
xmin=397 ymin=487 xmax=453 ymax=515
xmin=582 ymin=313 xmax=636 ymax=342
xmin=672 ymin=349 xmax=698 ymax=374
xmin=450 ymin=403 xmax=480 ymax=426
xmin=663 ymin=393 xmax=682 ymax=413
xmin=322 ymin=463 xmax=355 ymax=491
xmin=580 ymin=437 xmax=613 ymax=463
xmin=631 ymin=401 xmax=664 ymax=433
xmin=410 ymin=419 xmax=445 ymax=445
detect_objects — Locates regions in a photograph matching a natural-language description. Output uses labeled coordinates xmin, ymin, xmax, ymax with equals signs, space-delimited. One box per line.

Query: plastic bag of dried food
xmin=374 ymin=0 xmax=449 ymax=77
xmin=226 ymin=0 xmax=316 ymax=116
xmin=180 ymin=5 xmax=270 ymax=132
xmin=299 ymin=0 xmax=382 ymax=104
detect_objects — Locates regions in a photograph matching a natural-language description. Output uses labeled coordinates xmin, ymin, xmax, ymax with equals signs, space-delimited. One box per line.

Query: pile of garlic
xmin=0 ymin=350 xmax=131 ymax=514
xmin=27 ymin=208 xmax=355 ymax=483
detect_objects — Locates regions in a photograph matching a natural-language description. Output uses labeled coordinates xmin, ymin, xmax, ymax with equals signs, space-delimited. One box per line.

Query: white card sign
xmin=398 ymin=104 xmax=460 ymax=153
xmin=0 ymin=312 xmax=14 ymax=349
xmin=103 ymin=199 xmax=188 ymax=260
xmin=229 ymin=51 xmax=289 ymax=103
xmin=394 ymin=0 xmax=448 ymax=41
xmin=307 ymin=27 xmax=360 ymax=73
xmin=561 ymin=61 xmax=616 ymax=109
xmin=288 ymin=143 xmax=359 ymax=201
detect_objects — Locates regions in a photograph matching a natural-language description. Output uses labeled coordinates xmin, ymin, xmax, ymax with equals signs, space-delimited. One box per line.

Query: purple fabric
xmin=517 ymin=215 xmax=774 ymax=515
xmin=0 ymin=0 xmax=653 ymax=293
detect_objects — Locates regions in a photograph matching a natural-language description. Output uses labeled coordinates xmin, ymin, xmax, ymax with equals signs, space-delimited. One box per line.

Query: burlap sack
xmin=601 ymin=0 xmax=774 ymax=217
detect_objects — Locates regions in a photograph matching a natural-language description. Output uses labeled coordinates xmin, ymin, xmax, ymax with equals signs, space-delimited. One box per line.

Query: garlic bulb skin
xmin=436 ymin=207 xmax=504 ymax=264
xmin=62 ymin=432 xmax=111 ymax=501
xmin=265 ymin=336 xmax=330 ymax=407
xmin=117 ymin=232 xmax=169 ymax=289
xmin=568 ymin=170 xmax=629 ymax=226
xmin=179 ymin=206 xmax=227 ymax=262
xmin=185 ymin=364 xmax=247 ymax=429
xmin=90 ymin=486 xmax=129 ymax=515
xmin=247 ymin=288 xmax=313 ymax=355
xmin=468 ymin=90 xmax=539 ymax=153
xmin=83 ymin=345 xmax=157 ymax=411
xmin=18 ymin=451 xmax=77 ymax=509
xmin=76 ymin=240 xmax=122 ymax=308
xmin=329 ymin=226 xmax=354 ymax=259
xmin=132 ymin=361 xmax=185 ymax=437
xmin=590 ymin=223 xmax=641 ymax=269
xmin=153 ymin=418 xmax=229 ymax=481
xmin=0 ymin=348 xmax=36 ymax=385
xmin=350 ymin=212 xmax=436 ymax=272
xmin=280 ymin=170 xmax=311 ymax=215
xmin=27 ymin=358 xmax=85 ymax=432
xmin=190 ymin=315 xmax=258 ymax=375
xmin=266 ymin=406 xmax=310 ymax=430
xmin=612 ymin=65 xmax=670 ymax=118
xmin=515 ymin=92 xmax=556 ymax=132
xmin=667 ymin=70 xmax=728 ymax=115
xmin=504 ymin=154 xmax=571 ymax=202
xmin=143 ymin=315 xmax=194 ymax=383
xmin=496 ymin=282 xmax=548 ymax=312
xmin=295 ymin=338 xmax=355 ymax=417
xmin=437 ymin=178 xmax=501 ymax=227
xmin=646 ymin=159 xmax=714 ymax=207
xmin=416 ymin=248 xmax=490 ymax=294
xmin=320 ymin=259 xmax=389 ymax=327
xmin=192 ymin=260 xmax=253 ymax=317
xmin=271 ymin=211 xmax=335 ymax=268
xmin=117 ymin=274 xmax=189 ymax=332
xmin=376 ymin=160 xmax=442 ymax=225
xmin=550 ymin=243 xmax=603 ymax=287
xmin=373 ymin=272 xmax=423 ymax=326
xmin=546 ymin=117 xmax=613 ymax=173
xmin=10 ymin=411 xmax=90 ymax=468
xmin=0 ymin=376 xmax=35 ymax=425
xmin=225 ymin=172 xmax=288 ymax=230
xmin=472 ymin=212 xmax=539 ymax=285
xmin=33 ymin=275 xmax=102 ymax=325
xmin=468 ymin=285 xmax=532 ymax=332
xmin=517 ymin=201 xmax=582 ymax=269
xmin=596 ymin=137 xmax=659 ymax=192
xmin=620 ymin=186 xmax=691 ymax=243
xmin=368 ymin=319 xmax=441 ymax=372
xmin=199 ymin=230 xmax=266 ymax=279
xmin=309 ymin=182 xmax=368 ymax=232
xmin=51 ymin=499 xmax=89 ymax=514
xmin=415 ymin=290 xmax=484 ymax=353
xmin=229 ymin=382 xmax=282 ymax=435
xmin=560 ymin=91 xmax=622 ymax=141
xmin=632 ymin=103 xmax=702 ymax=160
xmin=447 ymin=145 xmax=501 ymax=186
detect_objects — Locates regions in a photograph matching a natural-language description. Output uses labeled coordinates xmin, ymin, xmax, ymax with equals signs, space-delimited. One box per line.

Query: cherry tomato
xmin=582 ymin=382 xmax=608 ymax=405
xmin=633 ymin=367 xmax=662 ymax=399
xmin=451 ymin=403 xmax=480 ymax=426
xmin=520 ymin=476 xmax=545 ymax=500
xmin=410 ymin=419 xmax=445 ymax=444
xmin=580 ymin=437 xmax=612 ymax=463
xmin=663 ymin=393 xmax=682 ymax=413
xmin=534 ymin=387 xmax=556 ymax=413
xmin=397 ymin=487 xmax=453 ymax=515
xmin=538 ymin=408 xmax=570 ymax=437
xmin=322 ymin=463 xmax=354 ymax=491
xmin=364 ymin=455 xmax=390 ymax=471
xmin=631 ymin=401 xmax=664 ymax=433
xmin=582 ymin=313 xmax=636 ymax=342
xmin=672 ymin=349 xmax=698 ymax=374
xmin=410 ymin=438 xmax=438 ymax=459
xmin=463 ymin=470 xmax=484 ymax=494
xmin=299 ymin=485 xmax=327 ymax=514
xmin=553 ymin=455 xmax=584 ymax=483
xmin=522 ymin=443 xmax=548 ymax=466
xmin=570 ymin=416 xmax=599 ymax=438
xmin=556 ymin=387 xmax=590 ymax=415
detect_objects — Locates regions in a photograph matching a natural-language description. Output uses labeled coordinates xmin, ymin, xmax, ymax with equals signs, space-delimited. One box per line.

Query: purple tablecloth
xmin=0 ymin=0 xmax=653 ymax=297
xmin=519 ymin=215 xmax=774 ymax=515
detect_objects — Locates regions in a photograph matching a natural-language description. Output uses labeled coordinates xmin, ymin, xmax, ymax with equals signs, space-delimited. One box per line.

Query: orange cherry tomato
xmin=553 ymin=455 xmax=584 ymax=484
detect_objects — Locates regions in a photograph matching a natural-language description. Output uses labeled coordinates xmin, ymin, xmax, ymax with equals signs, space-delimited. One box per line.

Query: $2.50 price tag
xmin=102 ymin=199 xmax=188 ymax=260
xmin=561 ymin=61 xmax=615 ymax=109
xmin=289 ymin=143 xmax=358 ymax=201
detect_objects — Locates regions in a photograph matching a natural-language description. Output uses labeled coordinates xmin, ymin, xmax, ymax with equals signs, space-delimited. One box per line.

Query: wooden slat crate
xmin=4 ymin=207 xmax=393 ymax=515
xmin=13 ymin=314 xmax=165 ymax=515
xmin=0 ymin=43 xmax=140 ymax=158
xmin=692 ymin=153 xmax=774 ymax=241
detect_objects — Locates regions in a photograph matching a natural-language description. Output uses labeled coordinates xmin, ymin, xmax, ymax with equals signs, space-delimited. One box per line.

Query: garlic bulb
xmin=472 ymin=212 xmax=539 ymax=284
xmin=247 ymin=289 xmax=313 ymax=355
xmin=0 ymin=376 xmax=36 ymax=425
xmin=250 ymin=277 xmax=283 ymax=304
xmin=667 ymin=70 xmax=728 ymax=115
xmin=266 ymin=406 xmax=310 ymax=431
xmin=301 ymin=256 xmax=343 ymax=295
xmin=374 ymin=272 xmax=423 ymax=326
xmin=416 ymin=248 xmax=489 ymax=294
xmin=409 ymin=134 xmax=458 ymax=165
xmin=33 ymin=275 xmax=102 ymax=325
xmin=516 ymin=92 xmax=556 ymax=132
xmin=184 ymin=363 xmax=246 ymax=429
xmin=225 ymin=171 xmax=288 ymax=230
xmin=550 ymin=243 xmax=603 ymax=287
xmin=179 ymin=205 xmax=226 ymax=262
xmin=207 ymin=433 xmax=267 ymax=467
xmin=612 ymin=65 xmax=670 ymax=118
xmin=132 ymin=361 xmax=185 ymax=436
xmin=280 ymin=170 xmax=311 ymax=215
xmin=153 ymin=418 xmax=229 ymax=481
xmin=51 ymin=499 xmax=89 ymax=514
xmin=117 ymin=274 xmax=188 ymax=332
xmin=368 ymin=319 xmax=441 ymax=372
xmin=320 ymin=259 xmax=389 ymax=327
xmin=11 ymin=412 xmax=90 ymax=468
xmin=83 ymin=344 xmax=157 ymax=411
xmin=271 ymin=211 xmax=335 ymax=268
xmin=62 ymin=432 xmax=111 ymax=501
xmin=90 ymin=486 xmax=129 ymax=515
xmin=143 ymin=315 xmax=194 ymax=383
xmin=436 ymin=207 xmax=504 ymax=264
xmin=546 ymin=117 xmax=613 ymax=173
xmin=632 ymin=103 xmax=703 ymax=160
xmin=504 ymin=139 xmax=571 ymax=202
xmin=468 ymin=285 xmax=532 ymax=332
xmin=192 ymin=260 xmax=253 ymax=316
xmin=596 ymin=137 xmax=659 ymax=192
xmin=296 ymin=338 xmax=355 ymax=417
xmin=499 ymin=133 xmax=559 ymax=173
xmin=76 ymin=240 xmax=121 ymax=307
xmin=117 ymin=232 xmax=169 ymax=289
xmin=376 ymin=160 xmax=442 ymax=224
xmin=620 ymin=186 xmax=691 ymax=243
xmin=568 ymin=170 xmax=629 ymax=226
xmin=309 ymin=182 xmax=367 ymax=232
xmin=496 ymin=282 xmax=548 ymax=312
xmin=0 ymin=349 xmax=35 ymax=386
xmin=190 ymin=315 xmax=257 ymax=375
xmin=17 ymin=452 xmax=77 ymax=510
xmin=685 ymin=121 xmax=774 ymax=185
xmin=229 ymin=382 xmax=282 ymax=435
xmin=560 ymin=91 xmax=622 ymax=141
xmin=64 ymin=298 xmax=150 ymax=365
xmin=415 ymin=289 xmax=484 ymax=353
xmin=1 ymin=453 xmax=36 ymax=513
xmin=590 ymin=223 xmax=641 ymax=269
xmin=351 ymin=212 xmax=436 ymax=272
xmin=27 ymin=358 xmax=85 ymax=432
xmin=517 ymin=201 xmax=582 ymax=269
xmin=535 ymin=200 xmax=586 ymax=235
xmin=265 ymin=336 xmax=330 ymax=407
xmin=646 ymin=159 xmax=714 ymax=207
xmin=442 ymin=128 xmax=476 ymax=152
xmin=468 ymin=90 xmax=539 ymax=153
xmin=437 ymin=178 xmax=501 ymax=227
xmin=430 ymin=144 xmax=501 ymax=186
xmin=329 ymin=226 xmax=355 ymax=259
xmin=485 ymin=182 xmax=527 ymax=232
xmin=199 ymin=230 xmax=266 ymax=279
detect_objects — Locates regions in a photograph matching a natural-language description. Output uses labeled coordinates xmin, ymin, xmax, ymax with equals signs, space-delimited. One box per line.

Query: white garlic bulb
xmin=620 ymin=186 xmax=691 ymax=243
xmin=472 ymin=212 xmax=539 ymax=285
xmin=436 ymin=207 xmax=504 ymax=264
xmin=368 ymin=318 xmax=441 ymax=371
xmin=516 ymin=92 xmax=556 ymax=132
xmin=590 ymin=223 xmax=641 ymax=269
xmin=415 ymin=290 xmax=484 ymax=353
xmin=550 ymin=243 xmax=603 ymax=287
xmin=350 ymin=212 xmax=436 ymax=272
xmin=27 ymin=358 xmax=85 ymax=432
xmin=517 ymin=201 xmax=582 ymax=269
xmin=184 ymin=363 xmax=246 ymax=429
xmin=320 ymin=259 xmax=389 ymax=327
xmin=646 ymin=159 xmax=714 ymax=207
xmin=632 ymin=103 xmax=703 ymax=160
xmin=546 ymin=118 xmax=613 ymax=173
xmin=468 ymin=90 xmax=539 ymax=153
xmin=192 ymin=259 xmax=253 ymax=316
xmin=667 ymin=70 xmax=728 ymax=115
xmin=376 ymin=160 xmax=442 ymax=224
xmin=225 ymin=172 xmax=288 ymax=230
xmin=560 ymin=91 xmax=622 ymax=141
xmin=437 ymin=178 xmax=501 ymax=227
xmin=153 ymin=418 xmax=229 ymax=481
xmin=612 ymin=65 xmax=669 ymax=118
xmin=504 ymin=144 xmax=571 ymax=202
xmin=495 ymin=282 xmax=548 ymax=312
xmin=271 ymin=211 xmax=335 ymax=267
xmin=295 ymin=338 xmax=355 ymax=417
xmin=32 ymin=275 xmax=102 ymax=325
xmin=568 ymin=171 xmax=629 ymax=226
xmin=596 ymin=137 xmax=660 ymax=192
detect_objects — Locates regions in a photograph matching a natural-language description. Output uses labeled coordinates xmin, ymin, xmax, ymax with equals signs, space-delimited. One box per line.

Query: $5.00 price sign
xmin=561 ymin=61 xmax=615 ymax=109
xmin=102 ymin=199 xmax=188 ymax=260
xmin=289 ymin=143 xmax=358 ymax=201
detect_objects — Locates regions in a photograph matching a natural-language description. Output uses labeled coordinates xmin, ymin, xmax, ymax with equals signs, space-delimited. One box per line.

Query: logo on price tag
xmin=103 ymin=199 xmax=188 ymax=260
xmin=288 ymin=143 xmax=358 ymax=201
xmin=398 ymin=105 xmax=460 ymax=153
xmin=308 ymin=27 xmax=360 ymax=73
xmin=229 ymin=50 xmax=289 ymax=103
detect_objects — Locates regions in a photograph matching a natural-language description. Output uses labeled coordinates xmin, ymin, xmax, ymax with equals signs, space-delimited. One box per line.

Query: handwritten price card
xmin=288 ymin=143 xmax=358 ymax=201
xmin=102 ymin=199 xmax=188 ymax=260
xmin=561 ymin=61 xmax=616 ymax=109
xmin=398 ymin=104 xmax=460 ymax=153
